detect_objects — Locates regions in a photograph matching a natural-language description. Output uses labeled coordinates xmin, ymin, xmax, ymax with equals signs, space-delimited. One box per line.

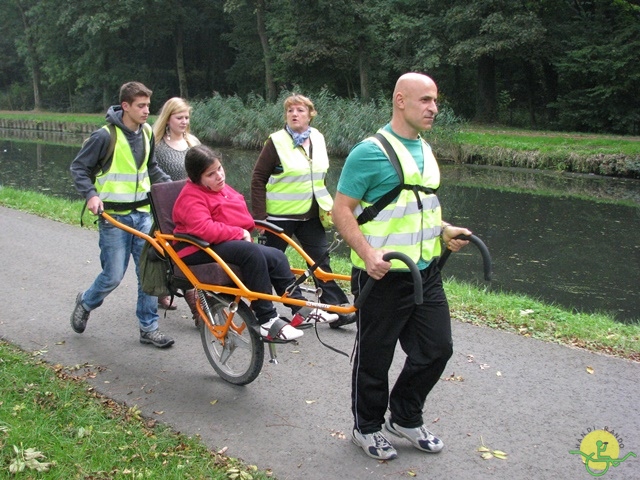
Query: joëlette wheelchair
xmin=101 ymin=179 xmax=491 ymax=386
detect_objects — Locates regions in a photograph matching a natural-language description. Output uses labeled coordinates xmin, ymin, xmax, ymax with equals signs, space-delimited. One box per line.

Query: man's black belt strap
xmin=102 ymin=198 xmax=150 ymax=211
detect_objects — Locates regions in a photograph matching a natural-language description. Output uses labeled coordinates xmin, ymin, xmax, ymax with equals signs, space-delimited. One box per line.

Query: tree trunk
xmin=358 ymin=40 xmax=370 ymax=103
xmin=475 ymin=55 xmax=496 ymax=123
xmin=524 ymin=60 xmax=537 ymax=128
xmin=255 ymin=0 xmax=276 ymax=102
xmin=175 ymin=25 xmax=189 ymax=98
xmin=543 ymin=62 xmax=559 ymax=122
xmin=30 ymin=60 xmax=41 ymax=111
xmin=101 ymin=49 xmax=110 ymax=111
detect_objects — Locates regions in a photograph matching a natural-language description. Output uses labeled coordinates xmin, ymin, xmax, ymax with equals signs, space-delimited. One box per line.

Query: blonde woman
xmin=153 ymin=97 xmax=201 ymax=313
xmin=153 ymin=97 xmax=201 ymax=181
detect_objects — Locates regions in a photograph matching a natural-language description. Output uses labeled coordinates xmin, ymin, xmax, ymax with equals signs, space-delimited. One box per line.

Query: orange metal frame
xmin=101 ymin=212 xmax=356 ymax=343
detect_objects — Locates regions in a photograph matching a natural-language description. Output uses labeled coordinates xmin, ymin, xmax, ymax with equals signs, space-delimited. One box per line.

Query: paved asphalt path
xmin=2 ymin=205 xmax=639 ymax=480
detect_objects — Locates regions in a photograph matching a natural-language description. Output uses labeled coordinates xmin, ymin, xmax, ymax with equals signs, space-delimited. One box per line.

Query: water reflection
xmin=1 ymin=132 xmax=638 ymax=322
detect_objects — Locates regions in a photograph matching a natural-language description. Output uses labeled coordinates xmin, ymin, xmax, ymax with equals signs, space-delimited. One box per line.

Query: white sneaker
xmin=259 ymin=317 xmax=304 ymax=341
xmin=352 ymin=429 xmax=398 ymax=460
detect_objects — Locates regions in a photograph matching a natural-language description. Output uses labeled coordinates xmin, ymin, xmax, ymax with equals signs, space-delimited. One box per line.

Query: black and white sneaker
xmin=352 ymin=429 xmax=398 ymax=460
xmin=385 ymin=419 xmax=444 ymax=453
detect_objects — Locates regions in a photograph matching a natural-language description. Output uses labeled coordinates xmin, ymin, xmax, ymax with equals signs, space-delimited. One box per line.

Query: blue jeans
xmin=80 ymin=211 xmax=159 ymax=332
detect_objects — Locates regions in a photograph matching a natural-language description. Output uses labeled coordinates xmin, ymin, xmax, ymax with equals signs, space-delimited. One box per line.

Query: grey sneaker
xmin=140 ymin=329 xmax=175 ymax=348
xmin=71 ymin=292 xmax=90 ymax=333
xmin=385 ymin=419 xmax=444 ymax=453
xmin=352 ymin=429 xmax=398 ymax=460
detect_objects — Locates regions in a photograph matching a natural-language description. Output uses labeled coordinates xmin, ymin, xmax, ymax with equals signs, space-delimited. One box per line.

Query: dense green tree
xmin=552 ymin=0 xmax=640 ymax=133
xmin=1 ymin=0 xmax=638 ymax=133
xmin=433 ymin=0 xmax=547 ymax=122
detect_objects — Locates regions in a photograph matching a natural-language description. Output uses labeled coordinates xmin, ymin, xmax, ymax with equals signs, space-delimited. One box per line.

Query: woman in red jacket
xmin=172 ymin=145 xmax=337 ymax=341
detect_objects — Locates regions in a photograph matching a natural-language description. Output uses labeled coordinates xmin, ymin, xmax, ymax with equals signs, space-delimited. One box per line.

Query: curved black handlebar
xmin=354 ymin=252 xmax=423 ymax=309
xmin=437 ymin=234 xmax=492 ymax=281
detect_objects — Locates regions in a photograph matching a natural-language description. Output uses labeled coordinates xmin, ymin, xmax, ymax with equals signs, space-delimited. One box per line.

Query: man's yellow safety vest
xmin=352 ymin=130 xmax=442 ymax=270
xmin=95 ymin=124 xmax=152 ymax=214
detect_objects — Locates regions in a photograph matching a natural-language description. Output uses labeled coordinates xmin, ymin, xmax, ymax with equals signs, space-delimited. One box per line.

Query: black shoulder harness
xmin=356 ymin=133 xmax=438 ymax=225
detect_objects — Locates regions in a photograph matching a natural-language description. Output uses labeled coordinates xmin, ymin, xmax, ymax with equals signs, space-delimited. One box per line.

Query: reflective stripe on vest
xmin=266 ymin=128 xmax=333 ymax=216
xmin=351 ymin=130 xmax=442 ymax=270
xmin=95 ymin=124 xmax=152 ymax=213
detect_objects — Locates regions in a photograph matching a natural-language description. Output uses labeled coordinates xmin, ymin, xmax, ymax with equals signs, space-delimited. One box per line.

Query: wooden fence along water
xmin=0 ymin=118 xmax=97 ymax=134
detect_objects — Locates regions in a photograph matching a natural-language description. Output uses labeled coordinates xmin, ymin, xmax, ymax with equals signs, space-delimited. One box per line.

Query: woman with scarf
xmin=251 ymin=94 xmax=355 ymax=328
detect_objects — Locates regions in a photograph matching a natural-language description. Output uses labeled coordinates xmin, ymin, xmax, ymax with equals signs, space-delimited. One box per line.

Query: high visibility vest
xmin=266 ymin=128 xmax=333 ymax=216
xmin=95 ymin=124 xmax=152 ymax=214
xmin=352 ymin=130 xmax=442 ymax=270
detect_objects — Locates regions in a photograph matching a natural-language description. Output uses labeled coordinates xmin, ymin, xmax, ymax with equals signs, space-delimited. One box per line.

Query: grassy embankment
xmin=1 ymin=110 xmax=639 ymax=478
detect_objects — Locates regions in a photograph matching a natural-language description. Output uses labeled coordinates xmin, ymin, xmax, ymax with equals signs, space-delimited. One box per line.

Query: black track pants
xmin=351 ymin=261 xmax=453 ymax=434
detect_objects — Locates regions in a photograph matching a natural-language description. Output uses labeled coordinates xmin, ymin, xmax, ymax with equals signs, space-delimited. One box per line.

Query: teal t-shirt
xmin=338 ymin=123 xmax=433 ymax=269
xmin=338 ymin=124 xmax=427 ymax=202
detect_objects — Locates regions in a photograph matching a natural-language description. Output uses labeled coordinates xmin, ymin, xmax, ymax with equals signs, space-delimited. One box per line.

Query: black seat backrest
xmin=148 ymin=179 xmax=187 ymax=234
xmin=148 ymin=179 xmax=241 ymax=288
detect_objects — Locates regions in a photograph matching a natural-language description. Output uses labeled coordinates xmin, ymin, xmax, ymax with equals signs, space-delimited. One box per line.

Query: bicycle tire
xmin=199 ymin=293 xmax=264 ymax=385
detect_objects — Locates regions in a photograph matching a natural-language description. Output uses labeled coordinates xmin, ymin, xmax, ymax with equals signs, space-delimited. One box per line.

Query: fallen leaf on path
xmin=586 ymin=366 xmax=594 ymax=374
xmin=477 ymin=436 xmax=508 ymax=461
xmin=493 ymin=450 xmax=508 ymax=460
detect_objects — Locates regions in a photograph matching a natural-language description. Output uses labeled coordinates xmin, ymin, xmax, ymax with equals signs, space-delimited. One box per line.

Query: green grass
xmin=0 ymin=341 xmax=270 ymax=479
xmin=0 ymin=111 xmax=106 ymax=126
xmin=456 ymin=130 xmax=640 ymax=156
xmin=0 ymin=188 xmax=96 ymax=228
xmin=445 ymin=282 xmax=640 ymax=361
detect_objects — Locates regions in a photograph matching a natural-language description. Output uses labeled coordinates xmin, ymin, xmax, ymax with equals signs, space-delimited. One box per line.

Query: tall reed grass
xmin=190 ymin=88 xmax=464 ymax=157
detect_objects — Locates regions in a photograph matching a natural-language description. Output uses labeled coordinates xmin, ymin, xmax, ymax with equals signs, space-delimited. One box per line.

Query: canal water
xmin=1 ymin=130 xmax=638 ymax=322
